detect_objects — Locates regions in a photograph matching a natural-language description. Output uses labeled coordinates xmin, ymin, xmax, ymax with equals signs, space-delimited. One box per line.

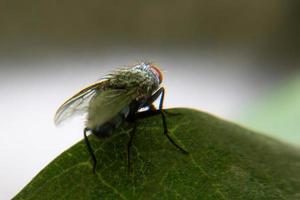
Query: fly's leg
xmin=156 ymin=87 xmax=181 ymax=116
xmin=84 ymin=128 xmax=97 ymax=173
xmin=148 ymin=104 xmax=156 ymax=111
xmin=127 ymin=120 xmax=137 ymax=173
xmin=135 ymin=109 xmax=160 ymax=118
xmin=160 ymin=110 xmax=188 ymax=154
xmin=134 ymin=87 xmax=164 ymax=119
xmin=136 ymin=87 xmax=188 ymax=154
xmin=156 ymin=88 xmax=188 ymax=154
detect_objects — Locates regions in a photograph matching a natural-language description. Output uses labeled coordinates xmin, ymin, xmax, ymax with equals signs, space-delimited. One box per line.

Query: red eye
xmin=150 ymin=65 xmax=163 ymax=84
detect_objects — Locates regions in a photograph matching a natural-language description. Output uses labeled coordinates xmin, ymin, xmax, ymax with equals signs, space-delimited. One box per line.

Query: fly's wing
xmin=54 ymin=80 xmax=108 ymax=126
xmin=86 ymin=88 xmax=138 ymax=129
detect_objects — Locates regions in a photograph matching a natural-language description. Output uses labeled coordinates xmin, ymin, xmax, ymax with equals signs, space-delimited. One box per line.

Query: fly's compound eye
xmin=150 ymin=65 xmax=163 ymax=84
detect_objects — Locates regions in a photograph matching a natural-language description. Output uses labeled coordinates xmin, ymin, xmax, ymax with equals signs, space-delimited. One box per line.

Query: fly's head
xmin=149 ymin=64 xmax=163 ymax=84
xmin=134 ymin=62 xmax=163 ymax=85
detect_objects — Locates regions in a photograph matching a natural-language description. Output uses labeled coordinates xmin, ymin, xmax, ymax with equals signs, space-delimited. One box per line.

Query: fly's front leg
xmin=136 ymin=87 xmax=188 ymax=154
xmin=148 ymin=104 xmax=156 ymax=111
xmin=157 ymin=89 xmax=188 ymax=154
xmin=137 ymin=87 xmax=180 ymax=117
xmin=135 ymin=87 xmax=165 ymax=119
xmin=160 ymin=110 xmax=188 ymax=154
xmin=156 ymin=87 xmax=181 ymax=116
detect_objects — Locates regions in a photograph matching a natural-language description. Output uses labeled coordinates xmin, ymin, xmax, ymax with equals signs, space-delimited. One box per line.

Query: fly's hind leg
xmin=136 ymin=87 xmax=188 ymax=154
xmin=84 ymin=128 xmax=97 ymax=173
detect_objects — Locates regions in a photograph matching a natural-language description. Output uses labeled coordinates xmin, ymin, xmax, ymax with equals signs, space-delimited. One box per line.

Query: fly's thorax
xmin=108 ymin=64 xmax=160 ymax=99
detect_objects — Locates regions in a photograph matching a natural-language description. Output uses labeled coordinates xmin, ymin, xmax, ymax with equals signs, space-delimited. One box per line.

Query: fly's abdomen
xmin=91 ymin=106 xmax=130 ymax=138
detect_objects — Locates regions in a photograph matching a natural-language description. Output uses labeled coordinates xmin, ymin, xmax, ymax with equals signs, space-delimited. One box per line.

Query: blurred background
xmin=1 ymin=0 xmax=300 ymax=199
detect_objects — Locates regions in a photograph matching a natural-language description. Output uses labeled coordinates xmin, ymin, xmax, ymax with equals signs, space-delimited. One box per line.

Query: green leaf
xmin=14 ymin=108 xmax=300 ymax=200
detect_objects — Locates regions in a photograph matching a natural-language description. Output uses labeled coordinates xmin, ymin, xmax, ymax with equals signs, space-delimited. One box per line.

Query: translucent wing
xmin=86 ymin=88 xmax=139 ymax=129
xmin=54 ymin=80 xmax=108 ymax=126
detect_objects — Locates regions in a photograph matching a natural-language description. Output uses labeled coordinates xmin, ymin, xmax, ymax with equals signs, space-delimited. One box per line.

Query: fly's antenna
xmin=84 ymin=128 xmax=97 ymax=173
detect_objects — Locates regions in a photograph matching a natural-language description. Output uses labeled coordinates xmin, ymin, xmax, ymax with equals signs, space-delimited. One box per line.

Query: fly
xmin=54 ymin=62 xmax=188 ymax=173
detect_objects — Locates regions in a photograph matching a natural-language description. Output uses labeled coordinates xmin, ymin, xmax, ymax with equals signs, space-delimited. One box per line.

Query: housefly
xmin=54 ymin=62 xmax=188 ymax=172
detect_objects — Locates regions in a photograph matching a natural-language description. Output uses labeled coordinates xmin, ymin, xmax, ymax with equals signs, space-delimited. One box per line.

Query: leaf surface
xmin=14 ymin=108 xmax=300 ymax=200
